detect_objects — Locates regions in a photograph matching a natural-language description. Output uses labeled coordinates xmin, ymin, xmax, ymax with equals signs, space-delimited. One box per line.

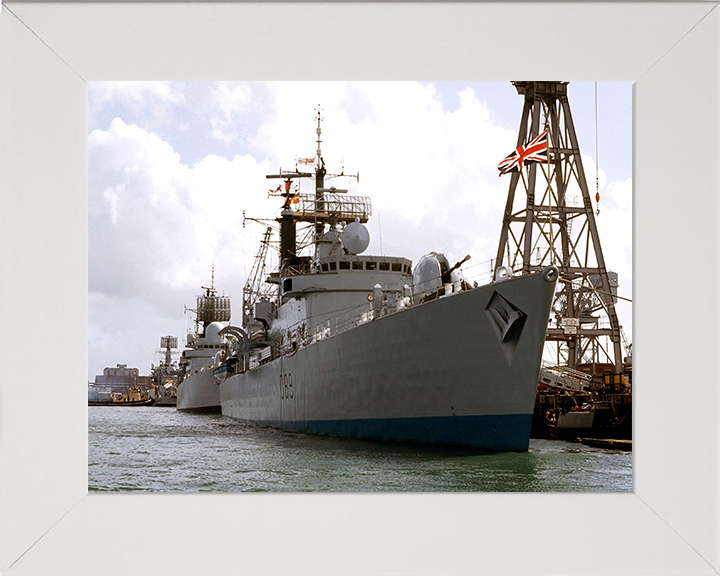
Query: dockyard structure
xmin=494 ymin=81 xmax=629 ymax=384
xmin=493 ymin=81 xmax=631 ymax=440
xmin=88 ymin=364 xmax=152 ymax=402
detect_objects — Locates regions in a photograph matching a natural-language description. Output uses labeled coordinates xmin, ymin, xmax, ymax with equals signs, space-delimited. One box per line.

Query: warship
xmin=215 ymin=112 xmax=558 ymax=451
xmin=175 ymin=272 xmax=231 ymax=412
xmin=148 ymin=336 xmax=180 ymax=407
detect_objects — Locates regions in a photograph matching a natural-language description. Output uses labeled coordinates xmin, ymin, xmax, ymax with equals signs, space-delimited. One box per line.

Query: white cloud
xmin=88 ymin=81 xmax=632 ymax=379
xmin=208 ymin=82 xmax=254 ymax=143
xmin=90 ymin=81 xmax=183 ymax=108
xmin=88 ymin=114 xmax=287 ymax=376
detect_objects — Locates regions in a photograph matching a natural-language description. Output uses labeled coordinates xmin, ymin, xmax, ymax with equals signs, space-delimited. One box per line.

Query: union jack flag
xmin=299 ymin=157 xmax=315 ymax=165
xmin=498 ymin=130 xmax=548 ymax=176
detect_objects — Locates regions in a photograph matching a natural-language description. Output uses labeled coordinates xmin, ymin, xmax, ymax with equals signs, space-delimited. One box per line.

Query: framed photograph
xmin=1 ymin=2 xmax=717 ymax=575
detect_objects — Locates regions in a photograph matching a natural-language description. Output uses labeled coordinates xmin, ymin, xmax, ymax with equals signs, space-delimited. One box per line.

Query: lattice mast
xmin=160 ymin=335 xmax=178 ymax=365
xmin=265 ymin=106 xmax=367 ymax=274
xmin=193 ymin=266 xmax=231 ymax=336
xmin=494 ymin=81 xmax=623 ymax=374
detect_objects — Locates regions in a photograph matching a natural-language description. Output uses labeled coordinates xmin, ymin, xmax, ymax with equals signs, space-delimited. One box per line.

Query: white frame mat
xmin=1 ymin=2 xmax=718 ymax=575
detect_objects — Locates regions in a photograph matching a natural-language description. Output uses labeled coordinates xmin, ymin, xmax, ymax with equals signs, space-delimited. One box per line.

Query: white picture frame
xmin=1 ymin=2 xmax=717 ymax=574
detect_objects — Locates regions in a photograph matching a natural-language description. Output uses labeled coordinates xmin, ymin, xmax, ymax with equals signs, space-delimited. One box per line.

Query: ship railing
xmin=272 ymin=301 xmax=379 ymax=355
xmin=305 ymin=304 xmax=376 ymax=345
xmin=275 ymin=260 xmax=505 ymax=353
xmin=280 ymin=275 xmax=470 ymax=350
xmin=408 ymin=259 xmax=499 ymax=301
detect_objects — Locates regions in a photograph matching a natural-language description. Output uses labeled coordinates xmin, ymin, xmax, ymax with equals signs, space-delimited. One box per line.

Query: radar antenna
xmin=159 ymin=335 xmax=178 ymax=366
xmin=192 ymin=267 xmax=231 ymax=336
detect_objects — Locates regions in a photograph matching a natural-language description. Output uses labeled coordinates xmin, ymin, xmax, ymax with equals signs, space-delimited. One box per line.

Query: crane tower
xmin=494 ymin=81 xmax=625 ymax=380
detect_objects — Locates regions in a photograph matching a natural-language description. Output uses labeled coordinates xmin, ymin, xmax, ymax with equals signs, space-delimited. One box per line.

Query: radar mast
xmin=263 ymin=107 xmax=368 ymax=276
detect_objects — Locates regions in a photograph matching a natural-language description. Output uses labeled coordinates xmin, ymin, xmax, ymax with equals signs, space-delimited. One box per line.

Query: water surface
xmin=88 ymin=406 xmax=632 ymax=492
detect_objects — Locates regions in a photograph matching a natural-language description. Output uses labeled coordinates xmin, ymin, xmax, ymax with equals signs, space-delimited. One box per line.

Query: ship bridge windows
xmin=318 ymin=256 xmax=412 ymax=275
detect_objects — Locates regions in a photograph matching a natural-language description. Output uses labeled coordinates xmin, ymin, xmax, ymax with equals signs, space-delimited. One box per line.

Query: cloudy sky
xmin=88 ymin=81 xmax=632 ymax=381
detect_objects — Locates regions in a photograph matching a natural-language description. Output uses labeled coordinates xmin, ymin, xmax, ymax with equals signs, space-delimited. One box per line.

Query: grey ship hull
xmin=176 ymin=369 xmax=221 ymax=413
xmin=220 ymin=269 xmax=556 ymax=451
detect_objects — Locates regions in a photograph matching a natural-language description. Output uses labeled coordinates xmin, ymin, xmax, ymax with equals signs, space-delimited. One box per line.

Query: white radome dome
xmin=342 ymin=220 xmax=370 ymax=255
xmin=205 ymin=321 xmax=225 ymax=345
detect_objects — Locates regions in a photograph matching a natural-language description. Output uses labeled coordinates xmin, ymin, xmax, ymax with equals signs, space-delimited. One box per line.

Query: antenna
xmin=315 ymin=105 xmax=324 ymax=160
xmin=160 ymin=335 xmax=178 ymax=365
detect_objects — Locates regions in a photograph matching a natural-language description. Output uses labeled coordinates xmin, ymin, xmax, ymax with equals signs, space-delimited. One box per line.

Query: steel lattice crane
xmin=242 ymin=226 xmax=276 ymax=327
xmin=494 ymin=81 xmax=626 ymax=380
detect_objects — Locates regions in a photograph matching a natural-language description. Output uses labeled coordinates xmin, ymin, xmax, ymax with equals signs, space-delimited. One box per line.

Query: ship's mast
xmin=314 ymin=107 xmax=326 ymax=242
xmin=264 ymin=107 xmax=367 ymax=277
xmin=193 ymin=265 xmax=231 ymax=336
xmin=495 ymin=81 xmax=625 ymax=379
xmin=160 ymin=335 xmax=178 ymax=365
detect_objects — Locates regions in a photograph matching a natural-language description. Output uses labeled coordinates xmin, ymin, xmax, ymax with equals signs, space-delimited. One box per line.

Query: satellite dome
xmin=205 ymin=321 xmax=225 ymax=345
xmin=342 ymin=220 xmax=370 ymax=255
xmin=413 ymin=253 xmax=443 ymax=296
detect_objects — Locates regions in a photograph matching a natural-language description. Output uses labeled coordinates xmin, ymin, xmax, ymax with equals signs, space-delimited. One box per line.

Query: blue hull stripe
xmin=229 ymin=414 xmax=534 ymax=452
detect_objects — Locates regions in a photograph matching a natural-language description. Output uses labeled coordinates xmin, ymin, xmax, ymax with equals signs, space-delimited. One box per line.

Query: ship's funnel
xmin=279 ymin=207 xmax=297 ymax=266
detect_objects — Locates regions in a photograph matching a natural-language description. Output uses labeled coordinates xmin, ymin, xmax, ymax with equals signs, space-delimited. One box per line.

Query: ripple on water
xmin=88 ymin=407 xmax=632 ymax=492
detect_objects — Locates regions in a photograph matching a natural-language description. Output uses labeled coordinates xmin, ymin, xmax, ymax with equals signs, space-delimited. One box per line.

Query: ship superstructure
xmin=149 ymin=335 xmax=180 ymax=406
xmin=176 ymin=269 xmax=232 ymax=412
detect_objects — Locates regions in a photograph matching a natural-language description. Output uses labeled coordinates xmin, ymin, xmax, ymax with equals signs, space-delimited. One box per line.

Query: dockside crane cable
xmin=558 ymin=276 xmax=632 ymax=303
xmin=595 ymin=82 xmax=600 ymax=217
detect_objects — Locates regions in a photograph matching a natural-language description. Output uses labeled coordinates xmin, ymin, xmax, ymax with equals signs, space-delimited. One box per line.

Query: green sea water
xmin=88 ymin=406 xmax=631 ymax=492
